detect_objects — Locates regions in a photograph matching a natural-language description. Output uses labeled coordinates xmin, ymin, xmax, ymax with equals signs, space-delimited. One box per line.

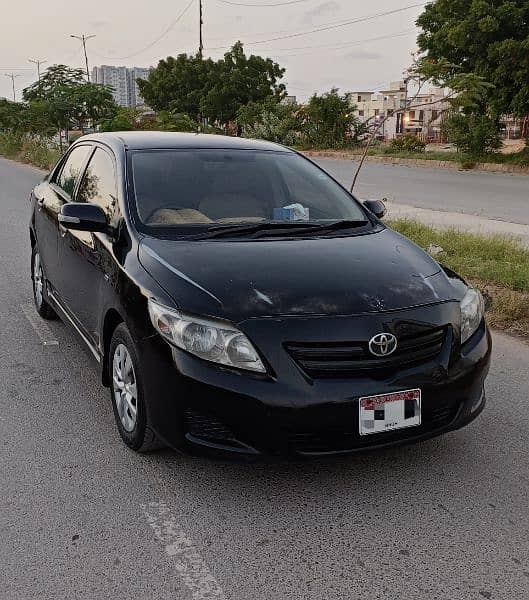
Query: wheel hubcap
xmin=33 ymin=252 xmax=43 ymax=307
xmin=112 ymin=344 xmax=138 ymax=432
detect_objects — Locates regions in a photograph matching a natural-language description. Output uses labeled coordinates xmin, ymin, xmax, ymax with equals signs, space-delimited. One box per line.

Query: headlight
xmin=460 ymin=287 xmax=485 ymax=344
xmin=148 ymin=299 xmax=266 ymax=373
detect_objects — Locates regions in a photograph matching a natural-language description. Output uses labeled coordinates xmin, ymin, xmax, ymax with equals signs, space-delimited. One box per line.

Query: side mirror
xmin=59 ymin=202 xmax=111 ymax=234
xmin=363 ymin=199 xmax=387 ymax=219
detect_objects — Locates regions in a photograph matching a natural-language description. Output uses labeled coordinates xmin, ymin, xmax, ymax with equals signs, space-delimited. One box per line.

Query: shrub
xmin=389 ymin=133 xmax=426 ymax=153
xmin=442 ymin=113 xmax=502 ymax=158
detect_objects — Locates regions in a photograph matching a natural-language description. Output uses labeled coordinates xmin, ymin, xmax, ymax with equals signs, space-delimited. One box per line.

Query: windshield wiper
xmin=189 ymin=222 xmax=322 ymax=240
xmin=190 ymin=220 xmax=369 ymax=240
xmin=255 ymin=219 xmax=369 ymax=238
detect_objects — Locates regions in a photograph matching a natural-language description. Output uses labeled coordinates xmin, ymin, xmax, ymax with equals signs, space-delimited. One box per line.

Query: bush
xmin=442 ymin=113 xmax=502 ymax=158
xmin=389 ymin=133 xmax=426 ymax=153
xmin=0 ymin=133 xmax=60 ymax=170
xmin=299 ymin=88 xmax=358 ymax=149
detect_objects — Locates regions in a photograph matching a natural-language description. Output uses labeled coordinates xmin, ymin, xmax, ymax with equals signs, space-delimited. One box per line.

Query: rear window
xmin=130 ymin=149 xmax=366 ymax=229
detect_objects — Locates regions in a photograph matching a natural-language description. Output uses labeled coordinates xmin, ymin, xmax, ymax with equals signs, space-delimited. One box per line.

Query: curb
xmin=302 ymin=150 xmax=529 ymax=175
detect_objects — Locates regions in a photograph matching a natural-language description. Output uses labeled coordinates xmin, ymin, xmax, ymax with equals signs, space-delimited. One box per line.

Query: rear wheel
xmin=109 ymin=323 xmax=164 ymax=452
xmin=31 ymin=246 xmax=56 ymax=320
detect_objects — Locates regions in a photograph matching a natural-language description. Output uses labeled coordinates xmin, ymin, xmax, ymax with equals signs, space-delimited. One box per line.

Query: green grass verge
xmin=303 ymin=145 xmax=529 ymax=168
xmin=0 ymin=134 xmax=61 ymax=170
xmin=390 ymin=219 xmax=529 ymax=337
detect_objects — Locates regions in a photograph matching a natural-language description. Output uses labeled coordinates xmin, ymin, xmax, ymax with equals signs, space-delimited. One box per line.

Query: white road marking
xmin=20 ymin=303 xmax=59 ymax=346
xmin=141 ymin=502 xmax=227 ymax=600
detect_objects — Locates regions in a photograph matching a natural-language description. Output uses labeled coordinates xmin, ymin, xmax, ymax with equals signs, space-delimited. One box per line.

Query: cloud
xmin=343 ymin=49 xmax=382 ymax=61
xmin=302 ymin=1 xmax=340 ymax=23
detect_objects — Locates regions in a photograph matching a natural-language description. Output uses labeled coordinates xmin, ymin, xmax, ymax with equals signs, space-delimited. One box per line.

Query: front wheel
xmin=31 ymin=246 xmax=56 ymax=320
xmin=109 ymin=323 xmax=164 ymax=452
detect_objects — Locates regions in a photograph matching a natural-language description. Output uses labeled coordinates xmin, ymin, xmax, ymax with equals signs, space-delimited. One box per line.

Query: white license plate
xmin=359 ymin=389 xmax=421 ymax=436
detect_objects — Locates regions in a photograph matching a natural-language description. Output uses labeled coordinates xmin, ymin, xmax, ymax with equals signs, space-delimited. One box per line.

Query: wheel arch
xmin=101 ymin=308 xmax=125 ymax=386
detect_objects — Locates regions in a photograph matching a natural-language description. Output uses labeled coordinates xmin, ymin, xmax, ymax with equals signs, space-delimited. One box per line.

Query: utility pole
xmin=29 ymin=59 xmax=47 ymax=82
xmin=199 ymin=0 xmax=204 ymax=57
xmin=70 ymin=34 xmax=96 ymax=81
xmin=4 ymin=73 xmax=20 ymax=101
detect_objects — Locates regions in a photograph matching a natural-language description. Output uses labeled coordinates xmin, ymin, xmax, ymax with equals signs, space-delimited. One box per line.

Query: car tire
xmin=109 ymin=323 xmax=165 ymax=452
xmin=31 ymin=246 xmax=57 ymax=320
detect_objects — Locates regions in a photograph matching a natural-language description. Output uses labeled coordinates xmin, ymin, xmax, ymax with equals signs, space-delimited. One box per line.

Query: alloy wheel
xmin=112 ymin=343 xmax=138 ymax=432
xmin=33 ymin=251 xmax=44 ymax=307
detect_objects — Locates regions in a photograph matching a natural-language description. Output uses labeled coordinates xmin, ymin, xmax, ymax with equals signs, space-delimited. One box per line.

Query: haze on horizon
xmin=1 ymin=0 xmax=424 ymax=102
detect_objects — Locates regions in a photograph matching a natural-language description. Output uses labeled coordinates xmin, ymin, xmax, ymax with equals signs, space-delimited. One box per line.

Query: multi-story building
xmin=128 ymin=67 xmax=151 ymax=108
xmin=92 ymin=65 xmax=152 ymax=108
xmin=352 ymin=81 xmax=449 ymax=141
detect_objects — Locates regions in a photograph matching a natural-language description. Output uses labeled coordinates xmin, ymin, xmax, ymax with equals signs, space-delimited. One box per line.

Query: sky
xmin=0 ymin=0 xmax=426 ymax=102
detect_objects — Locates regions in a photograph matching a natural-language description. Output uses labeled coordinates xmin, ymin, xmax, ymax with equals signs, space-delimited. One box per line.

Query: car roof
xmin=76 ymin=131 xmax=292 ymax=153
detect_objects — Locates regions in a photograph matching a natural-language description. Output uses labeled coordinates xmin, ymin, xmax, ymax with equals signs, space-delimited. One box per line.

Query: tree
xmin=69 ymin=83 xmax=117 ymax=128
xmin=22 ymin=65 xmax=117 ymax=138
xmin=0 ymin=99 xmax=55 ymax=137
xmin=137 ymin=54 xmax=216 ymax=120
xmin=442 ymin=113 xmax=502 ymax=156
xmin=100 ymin=107 xmax=140 ymax=132
xmin=237 ymin=97 xmax=300 ymax=145
xmin=299 ymin=88 xmax=357 ymax=148
xmin=154 ymin=110 xmax=198 ymax=132
xmin=137 ymin=43 xmax=286 ymax=127
xmin=201 ymin=42 xmax=286 ymax=125
xmin=416 ymin=0 xmax=529 ymax=117
xmin=23 ymin=65 xmax=86 ymax=102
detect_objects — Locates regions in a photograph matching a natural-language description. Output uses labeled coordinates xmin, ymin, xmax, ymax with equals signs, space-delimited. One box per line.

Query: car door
xmin=57 ymin=145 xmax=119 ymax=346
xmin=33 ymin=144 xmax=92 ymax=291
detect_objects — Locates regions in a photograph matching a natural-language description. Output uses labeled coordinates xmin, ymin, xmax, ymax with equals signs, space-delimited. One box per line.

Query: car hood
xmin=138 ymin=228 xmax=459 ymax=322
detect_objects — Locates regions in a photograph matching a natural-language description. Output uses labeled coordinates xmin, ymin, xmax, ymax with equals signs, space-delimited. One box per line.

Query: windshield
xmin=130 ymin=149 xmax=369 ymax=233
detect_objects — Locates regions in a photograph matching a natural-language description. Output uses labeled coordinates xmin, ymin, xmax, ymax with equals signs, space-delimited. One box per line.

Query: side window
xmin=56 ymin=145 xmax=92 ymax=197
xmin=77 ymin=148 xmax=117 ymax=219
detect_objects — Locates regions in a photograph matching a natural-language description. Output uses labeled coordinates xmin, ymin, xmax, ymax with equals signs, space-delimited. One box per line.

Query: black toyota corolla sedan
xmin=29 ymin=132 xmax=491 ymax=456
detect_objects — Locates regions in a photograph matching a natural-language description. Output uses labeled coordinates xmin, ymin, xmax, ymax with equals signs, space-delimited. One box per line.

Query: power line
xmin=261 ymin=29 xmax=415 ymax=55
xmin=93 ymin=0 xmax=195 ymax=61
xmin=206 ymin=2 xmax=425 ymax=50
xmin=216 ymin=0 xmax=309 ymax=6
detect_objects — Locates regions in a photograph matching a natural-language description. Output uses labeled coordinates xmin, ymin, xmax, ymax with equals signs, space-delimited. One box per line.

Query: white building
xmin=92 ymin=65 xmax=152 ymax=108
xmin=352 ymin=81 xmax=449 ymax=141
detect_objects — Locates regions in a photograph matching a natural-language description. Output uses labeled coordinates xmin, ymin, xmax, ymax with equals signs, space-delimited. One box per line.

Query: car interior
xmin=131 ymin=150 xmax=359 ymax=226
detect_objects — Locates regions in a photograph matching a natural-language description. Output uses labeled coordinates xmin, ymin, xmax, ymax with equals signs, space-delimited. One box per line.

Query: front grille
xmin=288 ymin=400 xmax=460 ymax=454
xmin=285 ymin=327 xmax=447 ymax=379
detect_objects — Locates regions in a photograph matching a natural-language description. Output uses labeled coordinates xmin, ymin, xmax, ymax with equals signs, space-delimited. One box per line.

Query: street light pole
xmin=29 ymin=59 xmax=47 ymax=82
xmin=199 ymin=0 xmax=204 ymax=57
xmin=4 ymin=73 xmax=20 ymax=101
xmin=70 ymin=34 xmax=96 ymax=81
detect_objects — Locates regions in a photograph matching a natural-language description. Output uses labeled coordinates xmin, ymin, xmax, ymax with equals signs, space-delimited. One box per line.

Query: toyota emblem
xmin=368 ymin=333 xmax=398 ymax=357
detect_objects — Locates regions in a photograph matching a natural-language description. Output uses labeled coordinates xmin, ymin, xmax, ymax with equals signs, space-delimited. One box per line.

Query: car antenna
xmin=350 ymin=53 xmax=426 ymax=194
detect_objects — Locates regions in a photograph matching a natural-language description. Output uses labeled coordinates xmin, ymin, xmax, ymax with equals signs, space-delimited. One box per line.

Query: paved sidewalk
xmin=386 ymin=200 xmax=529 ymax=247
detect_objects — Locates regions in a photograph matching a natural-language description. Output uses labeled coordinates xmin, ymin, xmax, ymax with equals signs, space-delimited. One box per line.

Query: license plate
xmin=359 ymin=389 xmax=421 ymax=436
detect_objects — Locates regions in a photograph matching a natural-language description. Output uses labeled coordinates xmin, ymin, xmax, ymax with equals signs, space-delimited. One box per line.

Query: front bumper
xmin=145 ymin=305 xmax=492 ymax=457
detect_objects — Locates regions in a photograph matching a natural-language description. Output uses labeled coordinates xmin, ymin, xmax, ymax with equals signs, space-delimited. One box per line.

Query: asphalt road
xmin=2 ymin=156 xmax=529 ymax=600
xmin=315 ymin=157 xmax=529 ymax=225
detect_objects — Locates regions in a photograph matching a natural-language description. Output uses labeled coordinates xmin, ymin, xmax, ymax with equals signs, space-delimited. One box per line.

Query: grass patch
xmin=0 ymin=134 xmax=61 ymax=170
xmin=304 ymin=145 xmax=529 ymax=168
xmin=389 ymin=219 xmax=529 ymax=338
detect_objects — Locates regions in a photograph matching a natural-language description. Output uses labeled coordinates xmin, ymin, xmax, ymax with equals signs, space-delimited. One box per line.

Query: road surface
xmin=315 ymin=157 xmax=529 ymax=225
xmin=2 ymin=156 xmax=529 ymax=600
